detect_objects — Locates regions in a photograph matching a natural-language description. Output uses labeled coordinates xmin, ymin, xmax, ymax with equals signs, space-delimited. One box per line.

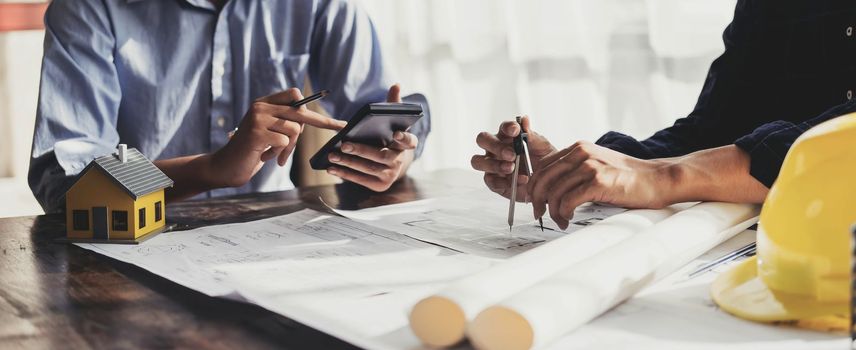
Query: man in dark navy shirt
xmin=471 ymin=0 xmax=856 ymax=229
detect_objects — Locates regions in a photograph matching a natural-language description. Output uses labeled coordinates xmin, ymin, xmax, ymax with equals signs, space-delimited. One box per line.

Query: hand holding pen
xmin=205 ymin=88 xmax=344 ymax=188
xmin=471 ymin=116 xmax=558 ymax=228
xmin=228 ymin=89 xmax=330 ymax=138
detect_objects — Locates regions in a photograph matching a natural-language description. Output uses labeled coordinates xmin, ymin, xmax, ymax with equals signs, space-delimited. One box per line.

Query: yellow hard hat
xmin=711 ymin=112 xmax=856 ymax=332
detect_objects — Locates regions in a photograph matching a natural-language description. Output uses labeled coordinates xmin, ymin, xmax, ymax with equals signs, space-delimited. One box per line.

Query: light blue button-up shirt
xmin=29 ymin=0 xmax=430 ymax=213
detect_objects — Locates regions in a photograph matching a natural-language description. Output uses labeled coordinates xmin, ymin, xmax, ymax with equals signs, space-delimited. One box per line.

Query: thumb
xmin=387 ymin=83 xmax=402 ymax=103
xmin=521 ymin=115 xmax=552 ymax=154
xmin=521 ymin=115 xmax=531 ymax=133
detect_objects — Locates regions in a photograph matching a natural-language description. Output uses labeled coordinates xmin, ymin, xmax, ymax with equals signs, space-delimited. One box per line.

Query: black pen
xmin=289 ymin=89 xmax=329 ymax=108
xmin=228 ymin=89 xmax=330 ymax=138
xmin=687 ymin=242 xmax=756 ymax=279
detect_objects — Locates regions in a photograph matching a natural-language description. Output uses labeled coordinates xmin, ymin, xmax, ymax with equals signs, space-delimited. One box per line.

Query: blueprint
xmin=73 ymin=198 xmax=844 ymax=350
xmin=332 ymin=190 xmax=627 ymax=258
xmin=76 ymin=209 xmax=439 ymax=297
xmin=219 ymin=249 xmax=493 ymax=339
xmin=228 ymin=229 xmax=843 ymax=350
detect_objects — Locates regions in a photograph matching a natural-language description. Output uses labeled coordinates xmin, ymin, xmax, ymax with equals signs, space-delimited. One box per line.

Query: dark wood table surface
xmin=0 ymin=169 xmax=483 ymax=349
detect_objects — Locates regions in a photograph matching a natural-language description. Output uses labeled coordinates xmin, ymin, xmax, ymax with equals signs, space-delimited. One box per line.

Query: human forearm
xmin=660 ymin=145 xmax=769 ymax=205
xmin=154 ymin=153 xmax=220 ymax=202
xmin=523 ymin=142 xmax=766 ymax=229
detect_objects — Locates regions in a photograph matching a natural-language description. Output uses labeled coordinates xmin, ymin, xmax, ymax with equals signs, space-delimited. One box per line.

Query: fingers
xmin=528 ymin=144 xmax=589 ymax=196
xmin=241 ymin=103 xmax=300 ymax=149
xmin=256 ymin=88 xmax=347 ymax=130
xmin=474 ymin=117 xmax=548 ymax=199
xmin=261 ymin=146 xmax=285 ymax=162
xmin=484 ymin=174 xmax=508 ymax=194
xmin=484 ymin=173 xmax=529 ymax=200
xmin=389 ymin=131 xmax=418 ymax=151
xmin=332 ymin=142 xmax=405 ymax=190
xmin=327 ymin=165 xmax=388 ymax=192
xmin=329 ymin=152 xmax=388 ymax=175
xmin=340 ymin=142 xmax=401 ymax=165
xmin=257 ymin=87 xmax=304 ymax=106
xmin=274 ymin=106 xmax=346 ymax=130
xmin=250 ymin=130 xmax=289 ymax=163
xmin=471 ymin=154 xmax=514 ymax=175
xmin=520 ymin=115 xmax=531 ymax=134
xmin=278 ymin=122 xmax=303 ymax=166
xmin=253 ymin=99 xmax=347 ymax=131
xmin=528 ymin=149 xmax=586 ymax=218
xmin=235 ymin=101 xmax=307 ymax=166
xmin=476 ymin=132 xmax=515 ymax=161
xmin=553 ymin=186 xmax=592 ymax=230
xmin=244 ymin=129 xmax=292 ymax=152
xmin=279 ymin=137 xmax=298 ymax=166
xmin=387 ymin=84 xmax=402 ymax=103
xmin=535 ymin=144 xmax=578 ymax=172
xmin=261 ymin=110 xmax=302 ymax=166
xmin=547 ymin=173 xmax=592 ymax=228
xmin=498 ymin=120 xmax=521 ymax=141
xmin=264 ymin=117 xmax=302 ymax=138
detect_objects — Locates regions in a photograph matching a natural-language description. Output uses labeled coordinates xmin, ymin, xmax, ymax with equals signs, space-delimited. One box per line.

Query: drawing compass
xmin=507 ymin=116 xmax=543 ymax=232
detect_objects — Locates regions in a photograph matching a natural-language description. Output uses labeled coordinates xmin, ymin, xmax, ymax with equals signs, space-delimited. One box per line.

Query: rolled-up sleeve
xmin=29 ymin=0 xmax=121 ymax=213
xmin=597 ymin=99 xmax=856 ymax=188
xmin=308 ymin=0 xmax=430 ymax=158
xmin=733 ymin=99 xmax=856 ymax=187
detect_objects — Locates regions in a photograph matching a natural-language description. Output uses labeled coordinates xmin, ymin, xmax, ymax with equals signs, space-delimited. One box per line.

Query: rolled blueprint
xmin=408 ymin=206 xmax=688 ymax=347
xmin=468 ymin=202 xmax=760 ymax=350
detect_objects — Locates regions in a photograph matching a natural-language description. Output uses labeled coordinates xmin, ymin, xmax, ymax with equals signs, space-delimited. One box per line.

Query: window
xmin=139 ymin=208 xmax=146 ymax=229
xmin=155 ymin=201 xmax=162 ymax=222
xmin=72 ymin=210 xmax=89 ymax=231
xmin=112 ymin=211 xmax=128 ymax=231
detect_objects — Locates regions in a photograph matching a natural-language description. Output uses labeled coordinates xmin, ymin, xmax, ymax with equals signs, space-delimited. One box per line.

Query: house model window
xmin=155 ymin=201 xmax=163 ymax=222
xmin=72 ymin=210 xmax=89 ymax=231
xmin=113 ymin=211 xmax=128 ymax=231
xmin=139 ymin=208 xmax=146 ymax=229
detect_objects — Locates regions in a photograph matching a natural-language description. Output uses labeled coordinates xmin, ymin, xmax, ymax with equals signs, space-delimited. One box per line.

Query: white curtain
xmin=357 ymin=0 xmax=737 ymax=173
xmin=0 ymin=29 xmax=44 ymax=217
xmin=0 ymin=0 xmax=738 ymax=217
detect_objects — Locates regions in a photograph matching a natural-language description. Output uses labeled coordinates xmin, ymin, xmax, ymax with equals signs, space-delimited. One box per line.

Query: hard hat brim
xmin=711 ymin=256 xmax=848 ymax=332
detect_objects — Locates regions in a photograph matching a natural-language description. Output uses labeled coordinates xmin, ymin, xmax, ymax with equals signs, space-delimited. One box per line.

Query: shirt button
xmin=847 ymin=26 xmax=853 ymax=37
xmin=848 ymin=90 xmax=853 ymax=100
xmin=216 ymin=116 xmax=226 ymax=128
xmin=213 ymin=65 xmax=225 ymax=76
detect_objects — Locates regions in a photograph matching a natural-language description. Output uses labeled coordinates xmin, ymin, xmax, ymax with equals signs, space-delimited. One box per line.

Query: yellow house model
xmin=66 ymin=144 xmax=174 ymax=243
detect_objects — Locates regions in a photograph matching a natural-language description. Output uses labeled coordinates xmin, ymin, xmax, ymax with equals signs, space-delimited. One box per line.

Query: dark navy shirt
xmin=595 ymin=0 xmax=856 ymax=187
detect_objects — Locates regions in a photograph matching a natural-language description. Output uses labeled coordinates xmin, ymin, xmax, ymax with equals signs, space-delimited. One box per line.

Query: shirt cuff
xmin=595 ymin=131 xmax=658 ymax=159
xmin=733 ymin=120 xmax=807 ymax=188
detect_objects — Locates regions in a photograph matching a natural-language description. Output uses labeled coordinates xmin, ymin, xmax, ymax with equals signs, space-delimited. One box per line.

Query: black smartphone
xmin=309 ymin=102 xmax=424 ymax=170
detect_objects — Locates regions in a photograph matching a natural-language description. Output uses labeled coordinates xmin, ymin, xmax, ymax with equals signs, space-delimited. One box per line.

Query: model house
xmin=65 ymin=144 xmax=173 ymax=242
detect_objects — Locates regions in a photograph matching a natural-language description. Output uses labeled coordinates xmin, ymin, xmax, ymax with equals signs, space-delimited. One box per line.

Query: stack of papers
xmin=75 ymin=190 xmax=846 ymax=350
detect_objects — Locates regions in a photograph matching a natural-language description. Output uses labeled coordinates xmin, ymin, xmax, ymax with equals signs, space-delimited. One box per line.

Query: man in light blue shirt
xmin=29 ymin=0 xmax=430 ymax=213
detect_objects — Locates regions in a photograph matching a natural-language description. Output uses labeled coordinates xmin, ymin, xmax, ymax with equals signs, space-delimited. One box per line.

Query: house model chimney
xmin=117 ymin=144 xmax=128 ymax=163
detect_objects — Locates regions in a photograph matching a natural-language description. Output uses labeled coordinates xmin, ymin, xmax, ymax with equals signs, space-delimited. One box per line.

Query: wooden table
xmin=0 ymin=169 xmax=482 ymax=349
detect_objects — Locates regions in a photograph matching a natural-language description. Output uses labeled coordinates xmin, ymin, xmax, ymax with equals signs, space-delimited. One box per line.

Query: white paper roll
xmin=469 ymin=202 xmax=760 ymax=350
xmin=408 ymin=206 xmax=687 ymax=347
